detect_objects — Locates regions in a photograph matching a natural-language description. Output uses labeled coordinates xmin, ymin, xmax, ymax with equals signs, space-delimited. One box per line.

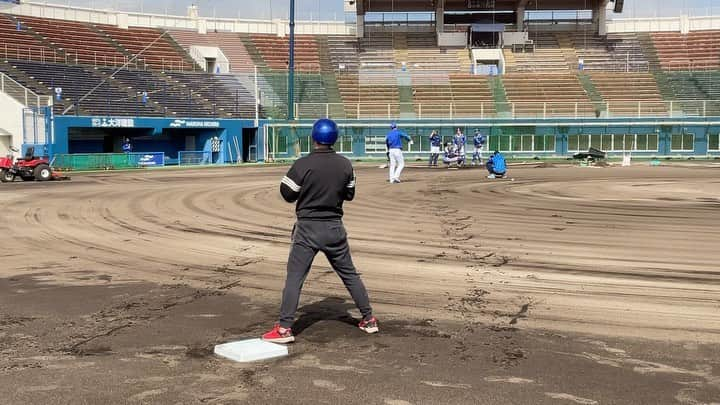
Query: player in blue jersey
xmin=471 ymin=129 xmax=486 ymax=166
xmin=486 ymin=151 xmax=507 ymax=179
xmin=428 ymin=130 xmax=442 ymax=167
xmin=453 ymin=128 xmax=466 ymax=167
xmin=386 ymin=122 xmax=413 ymax=183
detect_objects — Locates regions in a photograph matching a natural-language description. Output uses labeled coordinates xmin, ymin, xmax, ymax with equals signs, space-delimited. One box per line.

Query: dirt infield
xmin=0 ymin=164 xmax=719 ymax=404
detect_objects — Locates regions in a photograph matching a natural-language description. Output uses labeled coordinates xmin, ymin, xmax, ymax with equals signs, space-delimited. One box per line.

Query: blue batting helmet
xmin=390 ymin=122 xmax=397 ymax=129
xmin=311 ymin=118 xmax=339 ymax=145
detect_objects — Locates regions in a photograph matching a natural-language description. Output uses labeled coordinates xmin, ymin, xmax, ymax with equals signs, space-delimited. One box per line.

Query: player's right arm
xmin=280 ymin=164 xmax=303 ymax=203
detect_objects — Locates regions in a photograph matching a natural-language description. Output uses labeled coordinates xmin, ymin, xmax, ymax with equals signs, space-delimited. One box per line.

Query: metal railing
xmin=0 ymin=72 xmax=50 ymax=108
xmin=0 ymin=44 xmax=198 ymax=72
xmin=292 ymin=100 xmax=720 ymax=120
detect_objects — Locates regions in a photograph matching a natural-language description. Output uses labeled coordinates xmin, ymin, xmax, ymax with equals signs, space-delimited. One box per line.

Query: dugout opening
xmin=67 ymin=127 xmax=230 ymax=164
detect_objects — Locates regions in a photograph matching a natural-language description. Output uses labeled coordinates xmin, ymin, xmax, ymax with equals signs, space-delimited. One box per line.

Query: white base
xmin=214 ymin=339 xmax=288 ymax=363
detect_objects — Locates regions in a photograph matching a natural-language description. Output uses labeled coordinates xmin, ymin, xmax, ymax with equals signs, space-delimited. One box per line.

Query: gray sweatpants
xmin=279 ymin=219 xmax=373 ymax=328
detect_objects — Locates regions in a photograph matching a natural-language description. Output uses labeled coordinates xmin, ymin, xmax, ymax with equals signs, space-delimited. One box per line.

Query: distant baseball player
xmin=471 ymin=130 xmax=486 ymax=166
xmin=122 ymin=138 xmax=133 ymax=153
xmin=443 ymin=142 xmax=460 ymax=168
xmin=262 ymin=118 xmax=378 ymax=344
xmin=486 ymin=150 xmax=507 ymax=179
xmin=453 ymin=128 xmax=466 ymax=167
xmin=386 ymin=122 xmax=413 ymax=183
xmin=428 ymin=130 xmax=442 ymax=167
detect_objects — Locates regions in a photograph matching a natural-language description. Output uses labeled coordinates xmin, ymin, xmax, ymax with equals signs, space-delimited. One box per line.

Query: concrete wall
xmin=607 ymin=15 xmax=720 ymax=33
xmin=0 ymin=92 xmax=24 ymax=152
xmin=5 ymin=1 xmax=355 ymax=36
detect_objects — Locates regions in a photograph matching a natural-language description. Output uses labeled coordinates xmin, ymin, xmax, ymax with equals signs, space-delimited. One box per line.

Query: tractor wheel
xmin=34 ymin=164 xmax=52 ymax=182
xmin=1 ymin=169 xmax=14 ymax=183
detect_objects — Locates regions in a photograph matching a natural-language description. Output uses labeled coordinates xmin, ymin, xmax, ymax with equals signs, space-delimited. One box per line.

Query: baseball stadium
xmin=0 ymin=0 xmax=719 ymax=403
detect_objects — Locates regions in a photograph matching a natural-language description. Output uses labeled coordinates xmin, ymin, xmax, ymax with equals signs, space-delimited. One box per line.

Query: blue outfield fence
xmin=52 ymin=152 xmax=165 ymax=170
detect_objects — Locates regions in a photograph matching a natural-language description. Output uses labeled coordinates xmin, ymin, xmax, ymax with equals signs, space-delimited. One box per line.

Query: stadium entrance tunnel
xmin=51 ymin=116 xmax=263 ymax=169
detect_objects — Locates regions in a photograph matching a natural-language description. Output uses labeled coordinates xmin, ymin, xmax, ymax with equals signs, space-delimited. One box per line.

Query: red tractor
xmin=1 ymin=147 xmax=57 ymax=182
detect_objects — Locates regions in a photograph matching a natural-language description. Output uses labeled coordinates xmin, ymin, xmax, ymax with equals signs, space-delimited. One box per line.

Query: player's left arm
xmin=343 ymin=167 xmax=356 ymax=201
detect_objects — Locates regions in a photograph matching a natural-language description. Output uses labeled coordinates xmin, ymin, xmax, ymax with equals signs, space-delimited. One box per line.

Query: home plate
xmin=214 ymin=339 xmax=288 ymax=363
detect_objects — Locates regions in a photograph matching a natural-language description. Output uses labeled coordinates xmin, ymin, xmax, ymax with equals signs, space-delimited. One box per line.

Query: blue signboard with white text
xmin=137 ymin=152 xmax=165 ymax=167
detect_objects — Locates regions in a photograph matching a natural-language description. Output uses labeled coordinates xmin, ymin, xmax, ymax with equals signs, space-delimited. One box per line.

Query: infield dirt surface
xmin=0 ymin=163 xmax=719 ymax=405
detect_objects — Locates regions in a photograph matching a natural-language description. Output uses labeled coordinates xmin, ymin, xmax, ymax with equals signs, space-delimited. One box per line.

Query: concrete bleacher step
xmin=86 ymin=23 xmax=135 ymax=64
xmin=5 ymin=14 xmax=65 ymax=61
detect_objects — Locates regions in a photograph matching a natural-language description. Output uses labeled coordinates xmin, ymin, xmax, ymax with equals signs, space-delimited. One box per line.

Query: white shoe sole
xmin=359 ymin=326 xmax=379 ymax=334
xmin=262 ymin=336 xmax=295 ymax=344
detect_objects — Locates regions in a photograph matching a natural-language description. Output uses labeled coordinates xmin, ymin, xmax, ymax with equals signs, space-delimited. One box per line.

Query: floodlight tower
xmin=288 ymin=0 xmax=296 ymax=120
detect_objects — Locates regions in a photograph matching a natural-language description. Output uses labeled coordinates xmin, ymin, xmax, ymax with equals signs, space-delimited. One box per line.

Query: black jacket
xmin=280 ymin=149 xmax=356 ymax=220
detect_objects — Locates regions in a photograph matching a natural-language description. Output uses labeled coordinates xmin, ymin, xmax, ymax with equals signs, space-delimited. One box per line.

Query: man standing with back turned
xmin=386 ymin=122 xmax=413 ymax=183
xmin=262 ymin=119 xmax=379 ymax=344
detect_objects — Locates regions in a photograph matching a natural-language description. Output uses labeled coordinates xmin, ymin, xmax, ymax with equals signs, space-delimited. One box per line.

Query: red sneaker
xmin=261 ymin=324 xmax=295 ymax=343
xmin=358 ymin=317 xmax=379 ymax=334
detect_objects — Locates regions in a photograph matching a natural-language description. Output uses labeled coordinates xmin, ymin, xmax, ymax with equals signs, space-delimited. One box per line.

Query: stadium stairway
xmin=577 ymin=73 xmax=605 ymax=115
xmin=393 ymin=32 xmax=408 ymax=71
xmin=238 ymin=34 xmax=268 ymax=69
xmin=555 ymin=33 xmax=579 ymax=70
xmin=326 ymin=35 xmax=360 ymax=72
xmin=315 ymin=36 xmax=344 ymax=108
xmin=636 ymin=32 xmax=662 ymax=71
xmin=457 ymin=48 xmax=472 ymax=74
xmin=489 ymin=76 xmax=510 ymax=117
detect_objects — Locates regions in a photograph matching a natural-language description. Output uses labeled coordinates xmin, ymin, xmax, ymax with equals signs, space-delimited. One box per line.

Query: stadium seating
xmin=651 ymin=31 xmax=720 ymax=71
xmin=589 ymin=72 xmax=666 ymax=116
xmin=505 ymin=33 xmax=571 ymax=72
xmin=326 ymin=35 xmax=360 ymax=72
xmin=502 ymin=73 xmax=595 ymax=117
xmin=167 ymin=30 xmax=256 ymax=73
xmin=96 ymin=25 xmax=197 ymax=71
xmin=411 ymin=73 xmax=453 ymax=118
xmin=250 ymin=34 xmax=321 ymax=71
xmin=336 ymin=72 xmax=399 ymax=118
xmin=405 ymin=33 xmax=462 ymax=72
xmin=571 ymin=32 xmax=649 ymax=72
xmin=3 ymin=61 xmax=156 ymax=116
xmin=358 ymin=33 xmax=396 ymax=70
xmin=162 ymin=71 xmax=258 ymax=118
xmin=1 ymin=11 xmax=718 ymax=122
xmin=0 ymin=13 xmax=58 ymax=62
xmin=99 ymin=68 xmax=227 ymax=117
xmin=13 ymin=15 xmax=127 ymax=67
xmin=448 ymin=74 xmax=497 ymax=118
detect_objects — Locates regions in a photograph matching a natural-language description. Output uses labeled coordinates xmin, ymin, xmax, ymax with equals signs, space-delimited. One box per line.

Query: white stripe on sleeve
xmin=281 ymin=176 xmax=301 ymax=192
